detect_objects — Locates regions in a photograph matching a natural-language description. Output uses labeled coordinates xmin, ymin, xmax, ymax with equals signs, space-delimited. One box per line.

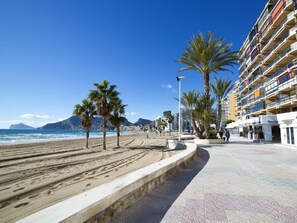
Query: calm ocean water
xmin=0 ymin=129 xmax=134 ymax=145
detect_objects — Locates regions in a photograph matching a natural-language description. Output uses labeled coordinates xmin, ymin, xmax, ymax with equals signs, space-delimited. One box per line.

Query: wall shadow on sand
xmin=111 ymin=148 xmax=210 ymax=223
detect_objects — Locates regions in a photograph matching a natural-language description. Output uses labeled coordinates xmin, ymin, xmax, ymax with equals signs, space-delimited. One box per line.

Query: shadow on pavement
xmin=111 ymin=148 xmax=210 ymax=223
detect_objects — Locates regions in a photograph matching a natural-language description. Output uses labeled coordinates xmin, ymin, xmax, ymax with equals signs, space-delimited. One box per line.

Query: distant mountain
xmin=134 ymin=118 xmax=153 ymax=126
xmin=39 ymin=116 xmax=102 ymax=130
xmin=38 ymin=116 xmax=132 ymax=130
xmin=122 ymin=118 xmax=133 ymax=126
xmin=9 ymin=123 xmax=35 ymax=130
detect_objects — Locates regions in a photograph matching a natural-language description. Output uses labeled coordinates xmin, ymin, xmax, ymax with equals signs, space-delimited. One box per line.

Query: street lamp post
xmin=176 ymin=76 xmax=185 ymax=141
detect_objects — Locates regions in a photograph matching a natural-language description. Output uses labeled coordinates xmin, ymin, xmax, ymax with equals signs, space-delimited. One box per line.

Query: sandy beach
xmin=0 ymin=132 xmax=179 ymax=223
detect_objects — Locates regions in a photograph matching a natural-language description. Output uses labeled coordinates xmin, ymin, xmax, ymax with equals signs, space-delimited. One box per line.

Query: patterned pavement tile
xmin=161 ymin=139 xmax=297 ymax=223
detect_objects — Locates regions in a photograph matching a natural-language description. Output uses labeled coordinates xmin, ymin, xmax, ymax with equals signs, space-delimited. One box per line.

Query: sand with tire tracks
xmin=0 ymin=133 xmax=179 ymax=223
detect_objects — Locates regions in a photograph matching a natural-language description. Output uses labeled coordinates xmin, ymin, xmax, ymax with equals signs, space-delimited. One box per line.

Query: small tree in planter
xmin=181 ymin=91 xmax=216 ymax=139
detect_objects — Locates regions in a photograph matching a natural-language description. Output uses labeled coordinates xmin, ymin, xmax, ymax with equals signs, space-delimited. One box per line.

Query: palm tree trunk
xmin=192 ymin=119 xmax=200 ymax=137
xmin=86 ymin=130 xmax=89 ymax=148
xmin=203 ymin=73 xmax=210 ymax=138
xmin=117 ymin=126 xmax=120 ymax=147
xmin=189 ymin=111 xmax=200 ymax=137
xmin=103 ymin=119 xmax=107 ymax=150
xmin=217 ymin=98 xmax=222 ymax=131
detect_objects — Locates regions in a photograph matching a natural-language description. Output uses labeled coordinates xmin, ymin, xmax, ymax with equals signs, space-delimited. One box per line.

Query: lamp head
xmin=176 ymin=76 xmax=186 ymax=81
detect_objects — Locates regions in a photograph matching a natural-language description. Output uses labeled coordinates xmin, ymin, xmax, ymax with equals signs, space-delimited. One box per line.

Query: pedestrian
xmin=219 ymin=126 xmax=223 ymax=139
xmin=224 ymin=129 xmax=230 ymax=142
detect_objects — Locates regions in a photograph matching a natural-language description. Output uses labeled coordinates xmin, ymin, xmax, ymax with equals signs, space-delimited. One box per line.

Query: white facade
xmin=233 ymin=115 xmax=279 ymax=141
xmin=277 ymin=111 xmax=297 ymax=146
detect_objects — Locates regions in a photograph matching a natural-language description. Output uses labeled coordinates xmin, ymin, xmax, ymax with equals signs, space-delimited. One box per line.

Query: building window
xmin=287 ymin=127 xmax=290 ymax=144
xmin=290 ymin=127 xmax=295 ymax=144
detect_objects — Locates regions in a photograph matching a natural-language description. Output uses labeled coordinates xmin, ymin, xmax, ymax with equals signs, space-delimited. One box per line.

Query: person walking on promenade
xmin=224 ymin=129 xmax=230 ymax=142
xmin=218 ymin=126 xmax=224 ymax=139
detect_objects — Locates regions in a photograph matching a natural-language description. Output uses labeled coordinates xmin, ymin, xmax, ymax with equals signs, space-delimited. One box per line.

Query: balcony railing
xmin=242 ymin=99 xmax=247 ymax=107
xmin=266 ymin=93 xmax=297 ymax=108
xmin=265 ymin=59 xmax=297 ymax=83
xmin=271 ymin=0 xmax=287 ymax=24
xmin=264 ymin=66 xmax=288 ymax=83
xmin=272 ymin=11 xmax=294 ymax=36
xmin=288 ymin=59 xmax=297 ymax=68
xmin=249 ymin=101 xmax=266 ymax=114
xmin=262 ymin=31 xmax=289 ymax=61
xmin=279 ymin=75 xmax=297 ymax=90
xmin=264 ymin=44 xmax=293 ymax=70
xmin=265 ymin=85 xmax=279 ymax=96
xmin=260 ymin=17 xmax=272 ymax=38
xmin=239 ymin=83 xmax=247 ymax=92
xmin=249 ymin=84 xmax=263 ymax=96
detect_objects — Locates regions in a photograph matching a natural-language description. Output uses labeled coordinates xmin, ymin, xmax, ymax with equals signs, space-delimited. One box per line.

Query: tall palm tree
xmin=180 ymin=90 xmax=201 ymax=137
xmin=211 ymin=77 xmax=233 ymax=132
xmin=89 ymin=80 xmax=119 ymax=150
xmin=177 ymin=31 xmax=238 ymax=138
xmin=109 ymin=99 xmax=127 ymax=147
xmin=73 ymin=99 xmax=96 ymax=148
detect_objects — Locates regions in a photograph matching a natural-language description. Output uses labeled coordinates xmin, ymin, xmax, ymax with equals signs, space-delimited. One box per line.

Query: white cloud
xmin=161 ymin=84 xmax=173 ymax=89
xmin=126 ymin=112 xmax=137 ymax=116
xmin=21 ymin=114 xmax=50 ymax=119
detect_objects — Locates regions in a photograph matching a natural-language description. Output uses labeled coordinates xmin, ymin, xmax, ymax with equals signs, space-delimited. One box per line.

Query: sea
xmin=0 ymin=129 xmax=135 ymax=145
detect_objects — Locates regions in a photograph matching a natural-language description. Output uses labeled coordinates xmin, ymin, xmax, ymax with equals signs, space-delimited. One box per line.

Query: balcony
xmin=263 ymin=43 xmax=297 ymax=76
xmin=272 ymin=11 xmax=295 ymax=40
xmin=260 ymin=16 xmax=273 ymax=41
xmin=249 ymin=101 xmax=266 ymax=115
xmin=278 ymin=75 xmax=297 ymax=91
xmin=239 ymin=69 xmax=248 ymax=79
xmin=271 ymin=0 xmax=288 ymax=26
xmin=288 ymin=59 xmax=297 ymax=70
xmin=239 ymin=83 xmax=247 ymax=92
xmin=249 ymin=72 xmax=263 ymax=88
xmin=238 ymin=61 xmax=247 ymax=72
xmin=265 ymin=80 xmax=279 ymax=97
xmin=264 ymin=65 xmax=288 ymax=83
xmin=262 ymin=31 xmax=290 ymax=63
xmin=242 ymin=98 xmax=248 ymax=107
xmin=266 ymin=93 xmax=297 ymax=109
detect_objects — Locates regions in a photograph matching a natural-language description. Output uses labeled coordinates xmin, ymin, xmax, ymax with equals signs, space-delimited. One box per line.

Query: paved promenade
xmin=112 ymin=137 xmax=297 ymax=223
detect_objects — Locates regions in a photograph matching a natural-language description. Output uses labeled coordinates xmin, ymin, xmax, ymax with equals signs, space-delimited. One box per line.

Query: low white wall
xmin=17 ymin=143 xmax=197 ymax=223
xmin=194 ymin=138 xmax=225 ymax=144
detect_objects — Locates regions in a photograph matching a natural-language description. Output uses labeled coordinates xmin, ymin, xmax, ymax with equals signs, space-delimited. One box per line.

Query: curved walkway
xmin=113 ymin=138 xmax=297 ymax=223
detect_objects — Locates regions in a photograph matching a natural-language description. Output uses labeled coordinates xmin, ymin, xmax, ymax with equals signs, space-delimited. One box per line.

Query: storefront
xmin=231 ymin=115 xmax=280 ymax=142
xmin=277 ymin=112 xmax=297 ymax=146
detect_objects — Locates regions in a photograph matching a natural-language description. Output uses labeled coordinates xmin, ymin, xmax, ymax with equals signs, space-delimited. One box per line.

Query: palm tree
xmin=109 ymin=99 xmax=127 ymax=147
xmin=180 ymin=91 xmax=201 ymax=137
xmin=89 ymin=80 xmax=119 ymax=150
xmin=211 ymin=77 xmax=233 ymax=132
xmin=177 ymin=31 xmax=238 ymax=138
xmin=73 ymin=99 xmax=96 ymax=148
xmin=193 ymin=94 xmax=216 ymax=139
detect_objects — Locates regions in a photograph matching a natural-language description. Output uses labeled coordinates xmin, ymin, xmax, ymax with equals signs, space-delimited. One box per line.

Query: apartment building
xmin=221 ymin=91 xmax=237 ymax=121
xmin=237 ymin=0 xmax=297 ymax=144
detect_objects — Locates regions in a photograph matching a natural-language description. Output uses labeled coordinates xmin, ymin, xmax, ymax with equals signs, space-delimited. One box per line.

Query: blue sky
xmin=0 ymin=0 xmax=267 ymax=128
